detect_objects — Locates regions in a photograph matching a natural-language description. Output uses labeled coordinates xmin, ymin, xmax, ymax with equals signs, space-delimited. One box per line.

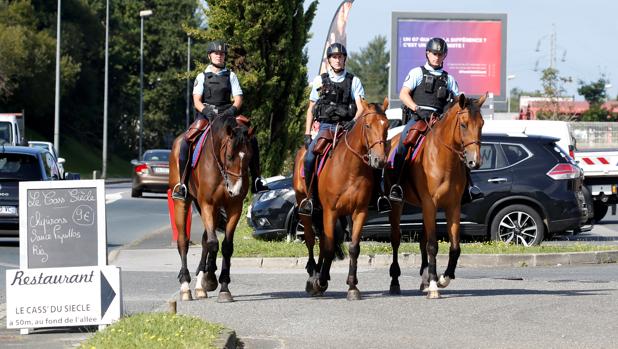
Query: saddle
xmin=402 ymin=113 xmax=439 ymax=147
xmin=313 ymin=128 xmax=345 ymax=155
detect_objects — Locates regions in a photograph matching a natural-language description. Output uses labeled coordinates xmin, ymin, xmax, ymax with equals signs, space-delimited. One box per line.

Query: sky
xmin=304 ymin=0 xmax=617 ymax=101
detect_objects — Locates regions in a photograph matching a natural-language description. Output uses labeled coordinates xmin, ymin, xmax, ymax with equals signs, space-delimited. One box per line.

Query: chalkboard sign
xmin=19 ymin=180 xmax=107 ymax=269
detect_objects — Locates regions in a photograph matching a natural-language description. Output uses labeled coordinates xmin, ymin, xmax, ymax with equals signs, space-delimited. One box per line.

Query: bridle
xmin=426 ymin=105 xmax=481 ymax=162
xmin=210 ymin=127 xmax=246 ymax=189
xmin=344 ymin=111 xmax=386 ymax=166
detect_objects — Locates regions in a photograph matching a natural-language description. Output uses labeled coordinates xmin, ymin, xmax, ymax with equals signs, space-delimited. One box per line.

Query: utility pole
xmin=102 ymin=0 xmax=109 ymax=178
xmin=54 ymin=0 xmax=61 ymax=155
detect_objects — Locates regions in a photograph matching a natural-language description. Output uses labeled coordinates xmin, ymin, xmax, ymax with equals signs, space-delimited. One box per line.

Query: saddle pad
xmin=387 ymin=135 xmax=426 ymax=168
xmin=300 ymin=142 xmax=333 ymax=179
xmin=191 ymin=125 xmax=211 ymax=168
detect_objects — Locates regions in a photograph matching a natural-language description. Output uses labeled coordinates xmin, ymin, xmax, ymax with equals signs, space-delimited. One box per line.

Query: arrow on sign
xmin=101 ymin=271 xmax=116 ymax=319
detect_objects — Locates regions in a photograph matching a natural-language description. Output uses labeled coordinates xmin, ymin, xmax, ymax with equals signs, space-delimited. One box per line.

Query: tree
xmin=196 ymin=0 xmax=317 ymax=175
xmin=346 ymin=35 xmax=389 ymax=103
xmin=578 ymin=77 xmax=610 ymax=121
xmin=536 ymin=67 xmax=572 ymax=120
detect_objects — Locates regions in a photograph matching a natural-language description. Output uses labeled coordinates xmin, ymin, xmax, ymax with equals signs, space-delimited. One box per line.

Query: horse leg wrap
xmin=205 ymin=239 xmax=219 ymax=272
xmin=177 ymin=267 xmax=191 ymax=284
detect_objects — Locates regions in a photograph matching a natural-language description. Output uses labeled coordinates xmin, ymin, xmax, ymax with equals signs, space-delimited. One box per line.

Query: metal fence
xmin=570 ymin=122 xmax=618 ymax=150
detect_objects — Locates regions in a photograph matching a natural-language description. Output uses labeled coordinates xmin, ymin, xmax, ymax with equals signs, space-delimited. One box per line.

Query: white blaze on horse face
xmin=228 ymin=177 xmax=243 ymax=197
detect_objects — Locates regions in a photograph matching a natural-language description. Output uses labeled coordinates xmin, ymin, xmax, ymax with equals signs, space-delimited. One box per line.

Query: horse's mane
xmin=210 ymin=115 xmax=249 ymax=151
xmin=366 ymin=102 xmax=384 ymax=114
xmin=443 ymin=95 xmax=481 ymax=117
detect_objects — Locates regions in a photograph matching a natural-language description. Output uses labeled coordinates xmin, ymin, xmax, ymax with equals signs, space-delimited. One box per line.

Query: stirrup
xmin=388 ymin=184 xmax=403 ymax=203
xmin=298 ymin=198 xmax=314 ymax=216
xmin=377 ymin=195 xmax=392 ymax=214
xmin=172 ymin=183 xmax=187 ymax=200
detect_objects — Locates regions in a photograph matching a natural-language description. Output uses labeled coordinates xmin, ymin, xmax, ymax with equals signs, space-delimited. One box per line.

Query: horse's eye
xmin=460 ymin=123 xmax=467 ymax=129
xmin=365 ymin=124 xmax=370 ymax=129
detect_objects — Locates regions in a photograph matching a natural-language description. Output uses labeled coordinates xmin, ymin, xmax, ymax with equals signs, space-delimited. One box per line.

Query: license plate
xmin=153 ymin=167 xmax=169 ymax=175
xmin=590 ymin=184 xmax=616 ymax=196
xmin=0 ymin=205 xmax=17 ymax=216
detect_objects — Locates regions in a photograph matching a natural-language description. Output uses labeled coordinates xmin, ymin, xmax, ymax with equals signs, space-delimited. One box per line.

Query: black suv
xmin=249 ymin=133 xmax=591 ymax=246
xmin=0 ymin=146 xmax=73 ymax=237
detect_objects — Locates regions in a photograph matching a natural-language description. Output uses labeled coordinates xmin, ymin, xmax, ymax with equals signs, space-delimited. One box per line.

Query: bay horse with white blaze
xmin=169 ymin=115 xmax=254 ymax=302
xmin=293 ymin=98 xmax=390 ymax=300
xmin=386 ymin=94 xmax=486 ymax=299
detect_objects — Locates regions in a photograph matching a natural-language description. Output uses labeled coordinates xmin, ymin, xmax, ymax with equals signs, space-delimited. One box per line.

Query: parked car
xmin=0 ymin=146 xmax=68 ymax=237
xmin=131 ymin=149 xmax=171 ymax=197
xmin=28 ymin=140 xmax=66 ymax=178
xmin=249 ymin=133 xmax=592 ymax=246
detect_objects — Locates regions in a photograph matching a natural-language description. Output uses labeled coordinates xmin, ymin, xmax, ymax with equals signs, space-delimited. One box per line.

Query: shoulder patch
xmin=193 ymin=79 xmax=199 ymax=87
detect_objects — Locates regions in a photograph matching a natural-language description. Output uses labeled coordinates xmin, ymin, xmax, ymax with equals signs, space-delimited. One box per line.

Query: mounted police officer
xmin=298 ymin=43 xmax=365 ymax=215
xmin=172 ymin=40 xmax=268 ymax=200
xmin=388 ymin=37 xmax=480 ymax=203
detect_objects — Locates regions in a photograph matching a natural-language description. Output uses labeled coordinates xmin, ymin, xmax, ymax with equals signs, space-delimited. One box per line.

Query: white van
xmin=0 ymin=113 xmax=25 ymax=146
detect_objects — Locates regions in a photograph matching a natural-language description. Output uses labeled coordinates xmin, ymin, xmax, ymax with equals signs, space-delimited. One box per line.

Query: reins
xmin=210 ymin=126 xmax=244 ymax=185
xmin=426 ymin=106 xmax=480 ymax=162
xmin=343 ymin=111 xmax=386 ymax=166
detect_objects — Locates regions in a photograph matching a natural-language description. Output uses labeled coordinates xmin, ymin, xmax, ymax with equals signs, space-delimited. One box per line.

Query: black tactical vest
xmin=201 ymin=70 xmax=232 ymax=107
xmin=411 ymin=66 xmax=450 ymax=113
xmin=314 ymin=72 xmax=357 ymax=122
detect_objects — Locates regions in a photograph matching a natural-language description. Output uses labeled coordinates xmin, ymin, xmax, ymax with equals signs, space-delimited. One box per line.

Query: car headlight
xmin=258 ymin=188 xmax=291 ymax=202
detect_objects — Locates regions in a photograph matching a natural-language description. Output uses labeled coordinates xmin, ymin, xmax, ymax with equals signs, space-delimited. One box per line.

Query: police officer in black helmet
xmin=172 ymin=40 xmax=268 ymax=200
xmin=388 ymin=37 xmax=460 ymax=202
xmin=298 ymin=43 xmax=366 ymax=215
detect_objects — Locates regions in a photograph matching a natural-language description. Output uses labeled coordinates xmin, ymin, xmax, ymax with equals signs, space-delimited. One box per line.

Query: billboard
xmin=390 ymin=12 xmax=507 ymax=109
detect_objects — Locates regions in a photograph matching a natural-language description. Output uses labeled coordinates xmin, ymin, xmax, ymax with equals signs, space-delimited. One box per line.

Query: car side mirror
xmin=63 ymin=172 xmax=81 ymax=180
xmin=57 ymin=157 xmax=66 ymax=165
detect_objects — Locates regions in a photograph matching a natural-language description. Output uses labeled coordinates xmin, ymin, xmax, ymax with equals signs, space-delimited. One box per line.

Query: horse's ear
xmin=248 ymin=126 xmax=256 ymax=137
xmin=478 ymin=92 xmax=488 ymax=107
xmin=382 ymin=97 xmax=389 ymax=111
xmin=360 ymin=97 xmax=369 ymax=110
xmin=458 ymin=93 xmax=466 ymax=109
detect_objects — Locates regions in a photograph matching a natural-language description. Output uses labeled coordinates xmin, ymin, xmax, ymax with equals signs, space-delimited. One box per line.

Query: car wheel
xmin=131 ymin=188 xmax=142 ymax=198
xmin=593 ymin=201 xmax=608 ymax=222
xmin=490 ymin=204 xmax=544 ymax=246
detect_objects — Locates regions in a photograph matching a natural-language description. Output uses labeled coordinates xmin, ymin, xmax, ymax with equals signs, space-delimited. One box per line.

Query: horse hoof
xmin=180 ymin=290 xmax=193 ymax=301
xmin=420 ymin=283 xmax=429 ymax=292
xmin=347 ymin=289 xmax=361 ymax=301
xmin=305 ymin=279 xmax=314 ymax=295
xmin=195 ymin=288 xmax=207 ymax=299
xmin=205 ymin=273 xmax=218 ymax=292
xmin=389 ymin=285 xmax=401 ymax=295
xmin=217 ymin=291 xmax=234 ymax=303
xmin=427 ymin=290 xmax=441 ymax=299
xmin=313 ymin=278 xmax=328 ymax=293
xmin=438 ymin=275 xmax=451 ymax=289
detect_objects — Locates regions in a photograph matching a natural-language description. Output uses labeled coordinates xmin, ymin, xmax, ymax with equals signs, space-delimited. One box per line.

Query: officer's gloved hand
xmin=304 ymin=134 xmax=312 ymax=150
xmin=343 ymin=120 xmax=356 ymax=131
xmin=221 ymin=106 xmax=238 ymax=117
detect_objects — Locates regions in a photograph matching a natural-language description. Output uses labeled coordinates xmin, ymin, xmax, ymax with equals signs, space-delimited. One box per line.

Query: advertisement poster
xmin=396 ymin=19 xmax=503 ymax=97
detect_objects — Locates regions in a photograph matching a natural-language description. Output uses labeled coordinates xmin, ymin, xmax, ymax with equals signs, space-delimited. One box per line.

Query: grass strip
xmin=80 ymin=313 xmax=224 ymax=349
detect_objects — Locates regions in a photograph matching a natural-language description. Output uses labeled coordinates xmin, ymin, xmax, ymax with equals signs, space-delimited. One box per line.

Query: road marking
xmin=0 ymin=261 xmax=19 ymax=268
xmin=106 ymin=192 xmax=123 ymax=204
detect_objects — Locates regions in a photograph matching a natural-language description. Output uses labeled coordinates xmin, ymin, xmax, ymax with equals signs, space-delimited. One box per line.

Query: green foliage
xmin=578 ymin=76 xmax=608 ymax=106
xmin=80 ymin=313 xmax=224 ymax=349
xmin=581 ymin=104 xmax=610 ymax=122
xmin=195 ymin=0 xmax=318 ymax=175
xmin=346 ymin=35 xmax=389 ymax=104
xmin=536 ymin=67 xmax=573 ymax=120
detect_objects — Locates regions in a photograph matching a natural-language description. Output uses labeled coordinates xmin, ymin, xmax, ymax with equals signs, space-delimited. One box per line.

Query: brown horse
xmin=168 ymin=115 xmax=254 ymax=302
xmin=386 ymin=94 xmax=486 ymax=299
xmin=293 ymin=98 xmax=390 ymax=300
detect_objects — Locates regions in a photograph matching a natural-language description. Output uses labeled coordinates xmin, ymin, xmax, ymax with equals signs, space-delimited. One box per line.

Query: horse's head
xmin=355 ymin=98 xmax=390 ymax=169
xmin=453 ymin=93 xmax=486 ymax=169
xmin=212 ymin=115 xmax=254 ymax=197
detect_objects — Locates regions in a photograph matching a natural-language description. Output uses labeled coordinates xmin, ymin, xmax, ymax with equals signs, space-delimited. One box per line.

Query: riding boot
xmin=374 ymin=169 xmax=392 ymax=214
xmin=388 ymin=151 xmax=405 ymax=202
xmin=298 ymin=168 xmax=314 ymax=216
xmin=249 ymin=137 xmax=269 ymax=194
xmin=172 ymin=139 xmax=190 ymax=200
xmin=461 ymin=168 xmax=483 ymax=204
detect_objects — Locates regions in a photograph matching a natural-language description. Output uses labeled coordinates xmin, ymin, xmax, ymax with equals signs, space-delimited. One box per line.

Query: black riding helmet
xmin=425 ymin=37 xmax=448 ymax=69
xmin=207 ymin=40 xmax=228 ymax=54
xmin=327 ymin=43 xmax=347 ymax=58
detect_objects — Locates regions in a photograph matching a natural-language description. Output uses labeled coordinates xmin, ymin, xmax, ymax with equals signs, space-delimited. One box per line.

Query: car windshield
xmin=144 ymin=151 xmax=170 ymax=162
xmin=0 ymin=153 xmax=42 ymax=180
xmin=0 ymin=122 xmax=13 ymax=144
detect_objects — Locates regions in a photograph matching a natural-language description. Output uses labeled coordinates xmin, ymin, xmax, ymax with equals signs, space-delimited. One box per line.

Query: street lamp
xmin=139 ymin=9 xmax=153 ymax=161
xmin=186 ymin=34 xmax=191 ymax=129
xmin=507 ymin=74 xmax=516 ymax=113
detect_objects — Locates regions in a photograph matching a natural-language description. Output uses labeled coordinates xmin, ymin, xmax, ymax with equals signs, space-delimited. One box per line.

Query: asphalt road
xmin=2 ymin=183 xmax=618 ymax=348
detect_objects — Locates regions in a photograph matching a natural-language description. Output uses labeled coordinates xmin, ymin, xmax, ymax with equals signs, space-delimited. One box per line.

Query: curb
xmin=205 ymin=250 xmax=618 ymax=269
xmin=214 ymin=328 xmax=237 ymax=349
